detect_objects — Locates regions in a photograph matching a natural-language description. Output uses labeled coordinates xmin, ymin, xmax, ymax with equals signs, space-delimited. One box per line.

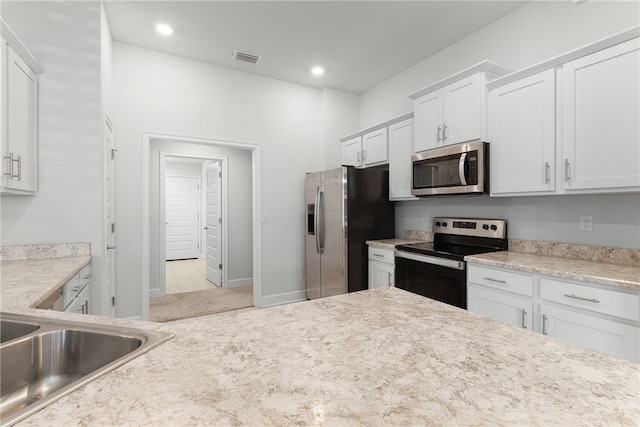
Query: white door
xmin=205 ymin=163 xmax=222 ymax=286
xmin=362 ymin=128 xmax=388 ymax=166
xmin=468 ymin=286 xmax=533 ymax=331
xmin=104 ymin=118 xmax=116 ymax=317
xmin=443 ymin=73 xmax=482 ymax=145
xmin=388 ymin=118 xmax=416 ymax=200
xmin=414 ymin=90 xmax=443 ymax=152
xmin=165 ymin=176 xmax=200 ymax=260
xmin=341 ymin=137 xmax=362 ymax=167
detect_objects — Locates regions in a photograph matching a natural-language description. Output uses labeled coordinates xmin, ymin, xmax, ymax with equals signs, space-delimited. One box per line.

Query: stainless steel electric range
xmin=395 ymin=217 xmax=508 ymax=309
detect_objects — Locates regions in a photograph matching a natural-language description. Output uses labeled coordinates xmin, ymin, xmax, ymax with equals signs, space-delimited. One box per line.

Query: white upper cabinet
xmin=1 ymin=19 xmax=44 ymax=195
xmin=489 ymin=69 xmax=556 ymax=195
xmin=362 ymin=127 xmax=388 ymax=167
xmin=561 ymin=37 xmax=640 ymax=192
xmin=410 ymin=61 xmax=510 ymax=153
xmin=488 ymin=28 xmax=640 ymax=197
xmin=388 ymin=117 xmax=416 ymax=200
xmin=341 ymin=136 xmax=362 ymax=167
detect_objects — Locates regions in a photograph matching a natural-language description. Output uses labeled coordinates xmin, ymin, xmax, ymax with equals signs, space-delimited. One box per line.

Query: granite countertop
xmin=466 ymin=251 xmax=640 ymax=291
xmin=0 ymin=256 xmax=92 ymax=311
xmin=366 ymin=239 xmax=425 ymax=249
xmin=2 ymin=257 xmax=640 ymax=425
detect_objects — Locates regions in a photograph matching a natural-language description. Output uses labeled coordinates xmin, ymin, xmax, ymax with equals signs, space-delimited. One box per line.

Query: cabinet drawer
xmin=78 ymin=264 xmax=91 ymax=288
xmin=368 ymin=247 xmax=394 ymax=264
xmin=540 ymin=278 xmax=640 ymax=322
xmin=467 ymin=265 xmax=534 ymax=297
xmin=63 ymin=274 xmax=80 ymax=309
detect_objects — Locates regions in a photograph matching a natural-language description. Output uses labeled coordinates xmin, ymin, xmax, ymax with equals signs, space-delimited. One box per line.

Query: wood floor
xmin=165 ymin=259 xmax=217 ymax=294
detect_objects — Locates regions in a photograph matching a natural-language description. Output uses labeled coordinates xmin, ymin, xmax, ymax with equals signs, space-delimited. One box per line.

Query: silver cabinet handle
xmin=483 ymin=277 xmax=507 ymax=284
xmin=3 ymin=153 xmax=20 ymax=180
xmin=437 ymin=125 xmax=442 ymax=142
xmin=15 ymin=155 xmax=21 ymax=181
xmin=542 ymin=314 xmax=548 ymax=335
xmin=316 ymin=186 xmax=325 ymax=254
xmin=564 ymin=294 xmax=600 ymax=304
xmin=545 ymin=161 xmax=550 ymax=184
xmin=387 ymin=272 xmax=392 ymax=287
xmin=442 ymin=124 xmax=448 ymax=141
xmin=564 ymin=159 xmax=570 ymax=182
xmin=356 ymin=151 xmax=361 ymax=164
xmin=362 ymin=150 xmax=366 ymax=162
xmin=372 ymin=253 xmax=385 ymax=258
xmin=521 ymin=309 xmax=527 ymax=329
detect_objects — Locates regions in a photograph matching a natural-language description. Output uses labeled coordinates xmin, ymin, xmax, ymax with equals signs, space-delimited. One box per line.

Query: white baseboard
xmin=149 ymin=288 xmax=162 ymax=298
xmin=227 ymin=277 xmax=253 ymax=288
xmin=259 ymin=289 xmax=307 ymax=308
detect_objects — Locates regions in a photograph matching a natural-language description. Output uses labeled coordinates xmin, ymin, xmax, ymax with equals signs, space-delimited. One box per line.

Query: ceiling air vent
xmin=232 ymin=50 xmax=261 ymax=65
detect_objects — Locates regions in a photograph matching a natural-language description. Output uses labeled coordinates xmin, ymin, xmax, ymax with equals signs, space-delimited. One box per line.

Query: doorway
xmin=142 ymin=132 xmax=261 ymax=321
xmin=157 ymin=153 xmax=229 ymax=298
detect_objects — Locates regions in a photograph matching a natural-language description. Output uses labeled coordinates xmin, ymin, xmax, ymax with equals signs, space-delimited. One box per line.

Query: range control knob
xmin=490 ymin=224 xmax=498 ymax=231
xmin=435 ymin=221 xmax=441 ymax=227
xmin=482 ymin=224 xmax=489 ymax=230
xmin=442 ymin=222 xmax=448 ymax=227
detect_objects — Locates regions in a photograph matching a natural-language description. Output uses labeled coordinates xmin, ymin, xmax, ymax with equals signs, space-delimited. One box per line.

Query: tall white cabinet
xmin=1 ymin=19 xmax=43 ymax=195
xmin=561 ymin=37 xmax=639 ymax=192
xmin=489 ymin=29 xmax=640 ymax=196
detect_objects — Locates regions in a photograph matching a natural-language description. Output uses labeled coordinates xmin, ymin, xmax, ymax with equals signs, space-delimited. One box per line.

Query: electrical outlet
xmin=579 ymin=215 xmax=593 ymax=232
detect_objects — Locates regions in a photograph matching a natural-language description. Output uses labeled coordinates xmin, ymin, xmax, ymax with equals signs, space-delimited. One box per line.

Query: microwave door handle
xmin=458 ymin=152 xmax=468 ymax=186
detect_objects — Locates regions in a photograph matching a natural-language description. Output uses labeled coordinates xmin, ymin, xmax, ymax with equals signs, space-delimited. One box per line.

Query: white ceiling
xmin=104 ymin=1 xmax=527 ymax=94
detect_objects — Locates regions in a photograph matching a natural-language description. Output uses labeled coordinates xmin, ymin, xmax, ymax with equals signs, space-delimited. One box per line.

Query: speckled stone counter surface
xmin=466 ymin=251 xmax=640 ymax=291
xmin=12 ymin=287 xmax=640 ymax=426
xmin=1 ymin=256 xmax=91 ymax=310
xmin=366 ymin=238 xmax=424 ymax=249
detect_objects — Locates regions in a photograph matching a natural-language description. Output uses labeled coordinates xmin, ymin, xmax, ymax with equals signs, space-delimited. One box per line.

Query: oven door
xmin=411 ymin=140 xmax=487 ymax=196
xmin=394 ymin=250 xmax=467 ymax=309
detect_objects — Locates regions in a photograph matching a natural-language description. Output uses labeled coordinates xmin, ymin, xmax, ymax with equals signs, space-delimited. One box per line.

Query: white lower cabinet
xmin=540 ymin=304 xmax=639 ymax=363
xmin=63 ymin=263 xmax=92 ymax=315
xmin=467 ymin=264 xmax=639 ymax=363
xmin=368 ymin=246 xmax=394 ymax=289
xmin=468 ymin=286 xmax=533 ymax=330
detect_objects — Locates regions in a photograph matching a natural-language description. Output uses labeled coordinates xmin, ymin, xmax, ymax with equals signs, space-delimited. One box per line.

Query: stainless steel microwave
xmin=411 ymin=140 xmax=489 ymax=197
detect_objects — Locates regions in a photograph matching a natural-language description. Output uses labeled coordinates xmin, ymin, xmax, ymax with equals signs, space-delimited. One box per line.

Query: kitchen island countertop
xmin=2 ymin=257 xmax=639 ymax=426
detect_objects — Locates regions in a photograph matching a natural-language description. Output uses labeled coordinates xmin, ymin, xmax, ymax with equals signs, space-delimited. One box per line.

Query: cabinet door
xmin=5 ymin=46 xmax=37 ymax=192
xmin=341 ymin=136 xmax=362 ymax=167
xmin=414 ymin=90 xmax=443 ymax=152
xmin=362 ymin=127 xmax=388 ymax=166
xmin=490 ymin=69 xmax=556 ymax=195
xmin=443 ymin=73 xmax=482 ymax=145
xmin=468 ymin=285 xmax=533 ymax=330
xmin=388 ymin=118 xmax=416 ymax=200
xmin=562 ymin=38 xmax=640 ymax=191
xmin=541 ymin=304 xmax=639 ymax=363
xmin=368 ymin=260 xmax=394 ymax=289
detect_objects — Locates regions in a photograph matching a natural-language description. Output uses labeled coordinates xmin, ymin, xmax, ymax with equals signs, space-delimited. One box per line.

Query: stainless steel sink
xmin=0 ymin=319 xmax=40 ymax=343
xmin=0 ymin=313 xmax=173 ymax=426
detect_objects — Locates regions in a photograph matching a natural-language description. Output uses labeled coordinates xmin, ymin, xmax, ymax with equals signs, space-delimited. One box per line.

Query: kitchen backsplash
xmin=404 ymin=230 xmax=638 ymax=267
xmin=0 ymin=243 xmax=91 ymax=261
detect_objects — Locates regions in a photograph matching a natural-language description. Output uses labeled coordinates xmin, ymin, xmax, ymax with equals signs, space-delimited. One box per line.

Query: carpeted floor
xmin=149 ymin=285 xmax=253 ymax=322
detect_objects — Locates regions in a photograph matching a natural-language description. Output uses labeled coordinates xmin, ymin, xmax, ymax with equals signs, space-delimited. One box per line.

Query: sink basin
xmin=0 ymin=313 xmax=173 ymax=426
xmin=0 ymin=319 xmax=39 ymax=343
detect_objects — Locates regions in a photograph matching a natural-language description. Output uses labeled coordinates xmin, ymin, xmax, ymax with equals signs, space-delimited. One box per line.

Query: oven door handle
xmin=395 ymin=250 xmax=465 ymax=270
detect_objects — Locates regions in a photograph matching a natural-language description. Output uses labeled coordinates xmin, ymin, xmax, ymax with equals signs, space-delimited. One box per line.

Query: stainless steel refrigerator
xmin=305 ymin=166 xmax=395 ymax=299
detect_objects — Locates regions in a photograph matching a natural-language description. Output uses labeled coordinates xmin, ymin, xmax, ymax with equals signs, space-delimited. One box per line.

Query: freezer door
xmin=319 ymin=167 xmax=347 ymax=297
xmin=305 ymin=172 xmax=322 ymax=299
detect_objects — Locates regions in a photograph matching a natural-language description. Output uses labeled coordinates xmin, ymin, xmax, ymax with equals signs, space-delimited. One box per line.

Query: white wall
xmin=150 ymin=140 xmax=253 ymax=295
xmin=357 ymin=1 xmax=640 ymax=250
xmin=0 ymin=2 xmax=106 ymax=307
xmin=321 ymin=88 xmax=359 ymax=170
xmin=112 ymin=42 xmax=327 ymax=317
xmin=359 ymin=1 xmax=640 ymax=127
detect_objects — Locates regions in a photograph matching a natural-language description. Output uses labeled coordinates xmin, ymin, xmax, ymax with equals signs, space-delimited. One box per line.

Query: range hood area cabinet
xmin=1 ymin=19 xmax=43 ymax=195
xmin=409 ymin=61 xmax=510 ymax=153
xmin=488 ymin=28 xmax=640 ymax=197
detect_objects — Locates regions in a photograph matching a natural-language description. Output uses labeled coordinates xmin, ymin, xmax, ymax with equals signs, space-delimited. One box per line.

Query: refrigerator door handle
xmin=316 ymin=186 xmax=325 ymax=254
xmin=314 ymin=186 xmax=323 ymax=254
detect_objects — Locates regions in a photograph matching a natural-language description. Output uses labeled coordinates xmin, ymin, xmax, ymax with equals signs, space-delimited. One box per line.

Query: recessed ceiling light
xmin=155 ymin=23 xmax=174 ymax=36
xmin=311 ymin=66 xmax=324 ymax=76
